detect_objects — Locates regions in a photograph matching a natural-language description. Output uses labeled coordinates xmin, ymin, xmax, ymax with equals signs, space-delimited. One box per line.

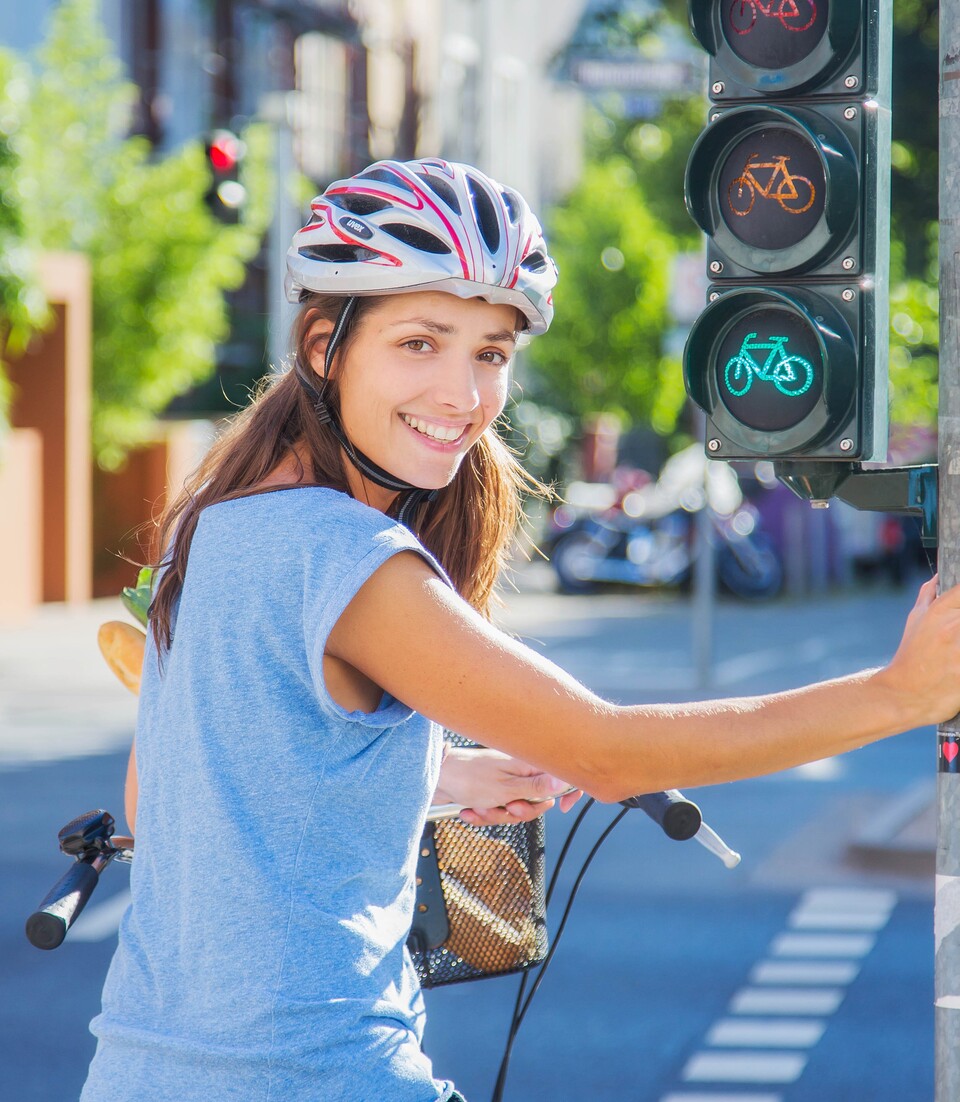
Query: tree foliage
xmin=528 ymin=157 xmax=686 ymax=434
xmin=0 ymin=53 xmax=47 ymax=434
xmin=11 ymin=0 xmax=273 ymax=467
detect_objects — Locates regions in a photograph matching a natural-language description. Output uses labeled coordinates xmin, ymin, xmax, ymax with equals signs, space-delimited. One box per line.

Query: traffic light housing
xmin=682 ymin=1 xmax=891 ymax=462
xmin=203 ymin=129 xmax=247 ymax=224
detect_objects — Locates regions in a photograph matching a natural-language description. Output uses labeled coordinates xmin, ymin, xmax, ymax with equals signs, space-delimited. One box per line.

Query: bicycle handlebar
xmin=26 ymin=858 xmax=105 ymax=950
xmin=621 ymin=790 xmax=702 ymax=839
xmin=622 ymin=789 xmax=742 ymax=867
xmin=25 ymin=808 xmax=131 ymax=951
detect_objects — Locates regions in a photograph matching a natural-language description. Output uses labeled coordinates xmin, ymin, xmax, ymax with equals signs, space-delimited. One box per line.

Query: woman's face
xmin=311 ymin=291 xmax=519 ymax=510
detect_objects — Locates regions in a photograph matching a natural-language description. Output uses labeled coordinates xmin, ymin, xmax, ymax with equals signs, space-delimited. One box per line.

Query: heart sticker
xmin=945 ymin=742 xmax=959 ymax=763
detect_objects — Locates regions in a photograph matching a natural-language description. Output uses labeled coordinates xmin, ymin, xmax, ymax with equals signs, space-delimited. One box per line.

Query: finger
xmin=503 ymin=798 xmax=553 ymax=821
xmin=559 ymin=789 xmax=584 ymax=813
xmin=459 ymin=806 xmax=521 ymax=826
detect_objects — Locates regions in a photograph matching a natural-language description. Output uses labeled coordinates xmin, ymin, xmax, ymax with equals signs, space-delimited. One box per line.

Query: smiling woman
xmin=80 ymin=159 xmax=960 ymax=1102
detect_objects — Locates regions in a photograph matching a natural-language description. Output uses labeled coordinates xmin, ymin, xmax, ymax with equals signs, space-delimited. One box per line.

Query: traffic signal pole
xmin=936 ymin=3 xmax=960 ymax=1097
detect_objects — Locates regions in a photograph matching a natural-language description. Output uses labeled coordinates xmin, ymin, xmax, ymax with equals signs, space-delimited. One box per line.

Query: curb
xmin=846 ymin=778 xmax=935 ymax=876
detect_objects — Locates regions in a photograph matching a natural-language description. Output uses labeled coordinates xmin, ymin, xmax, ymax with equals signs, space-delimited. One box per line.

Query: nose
xmin=433 ymin=354 xmax=481 ymax=413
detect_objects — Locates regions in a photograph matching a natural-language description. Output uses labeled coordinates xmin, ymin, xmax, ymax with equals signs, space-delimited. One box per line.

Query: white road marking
xmin=660 ymin=1095 xmax=782 ymax=1102
xmin=750 ymin=960 xmax=860 ymax=986
xmin=663 ymin=886 xmax=896 ymax=1097
xmin=706 ymin=1018 xmax=826 ymax=1048
xmin=682 ymin=1052 xmax=807 ymax=1084
xmin=770 ymin=932 xmax=876 ymax=958
xmin=67 ymin=889 xmax=130 ymax=942
xmin=729 ymin=987 xmax=845 ymax=1016
xmin=797 ymin=888 xmax=897 ymax=912
xmin=789 ymin=909 xmax=891 ymax=931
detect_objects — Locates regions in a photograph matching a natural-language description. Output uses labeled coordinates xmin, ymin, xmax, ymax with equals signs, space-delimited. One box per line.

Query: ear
xmin=305 ymin=317 xmax=335 ymax=382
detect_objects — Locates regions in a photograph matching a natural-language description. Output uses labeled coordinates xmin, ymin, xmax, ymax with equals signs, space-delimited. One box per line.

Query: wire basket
xmin=407 ymin=741 xmax=548 ymax=988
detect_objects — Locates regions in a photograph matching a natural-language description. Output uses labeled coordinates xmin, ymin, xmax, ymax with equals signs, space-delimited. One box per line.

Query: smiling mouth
xmin=401 ymin=413 xmax=469 ymax=444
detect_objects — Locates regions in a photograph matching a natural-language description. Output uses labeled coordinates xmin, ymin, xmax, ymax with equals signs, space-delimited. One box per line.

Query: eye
xmin=402 ymin=339 xmax=432 ymax=352
xmin=478 ymin=349 xmax=510 ymax=366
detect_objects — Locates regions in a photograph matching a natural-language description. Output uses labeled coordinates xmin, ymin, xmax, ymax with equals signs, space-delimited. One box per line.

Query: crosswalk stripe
xmin=729 ymin=987 xmax=845 ymax=1016
xmin=797 ymin=888 xmax=896 ymax=912
xmin=750 ymin=960 xmax=860 ymax=985
xmin=659 ymin=1095 xmax=782 ymax=1102
xmin=770 ymin=932 xmax=875 ymax=958
xmin=706 ymin=1018 xmax=826 ymax=1048
xmin=789 ymin=909 xmax=891 ymax=931
xmin=682 ymin=1051 xmax=807 ymax=1084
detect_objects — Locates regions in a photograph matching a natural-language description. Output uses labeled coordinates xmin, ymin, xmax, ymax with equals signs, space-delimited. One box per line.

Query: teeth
xmin=402 ymin=414 xmax=464 ymax=442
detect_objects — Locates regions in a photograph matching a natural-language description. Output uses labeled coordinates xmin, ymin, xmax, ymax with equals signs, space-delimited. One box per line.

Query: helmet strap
xmin=294 ymin=296 xmax=438 ymax=526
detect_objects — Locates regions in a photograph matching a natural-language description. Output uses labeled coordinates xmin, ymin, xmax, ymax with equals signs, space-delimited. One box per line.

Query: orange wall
xmin=2 ymin=252 xmax=92 ymax=614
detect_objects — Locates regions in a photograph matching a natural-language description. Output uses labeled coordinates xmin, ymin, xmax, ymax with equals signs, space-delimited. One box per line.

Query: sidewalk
xmin=0 ymin=600 xmax=138 ymax=769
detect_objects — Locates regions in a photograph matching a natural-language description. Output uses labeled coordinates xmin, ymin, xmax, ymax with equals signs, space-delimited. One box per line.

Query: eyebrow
xmin=385 ymin=317 xmax=518 ymax=343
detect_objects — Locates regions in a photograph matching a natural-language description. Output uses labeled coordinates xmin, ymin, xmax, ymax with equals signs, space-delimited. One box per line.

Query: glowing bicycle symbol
xmin=727 ymin=153 xmax=816 ymax=217
xmin=723 ymin=332 xmax=815 ymax=399
xmin=729 ymin=0 xmax=818 ymax=34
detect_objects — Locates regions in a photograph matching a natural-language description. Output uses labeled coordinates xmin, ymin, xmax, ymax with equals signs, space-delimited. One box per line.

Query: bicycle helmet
xmin=285 ymin=158 xmax=557 ymax=335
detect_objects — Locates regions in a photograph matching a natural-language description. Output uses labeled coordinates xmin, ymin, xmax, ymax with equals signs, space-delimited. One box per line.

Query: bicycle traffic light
xmin=203 ymin=129 xmax=247 ymax=224
xmin=682 ymin=1 xmax=891 ymax=462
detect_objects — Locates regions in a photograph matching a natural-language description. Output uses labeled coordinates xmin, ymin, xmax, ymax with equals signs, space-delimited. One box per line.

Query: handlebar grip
xmin=621 ymin=789 xmax=702 ymax=840
xmin=25 ymin=860 xmax=100 ymax=950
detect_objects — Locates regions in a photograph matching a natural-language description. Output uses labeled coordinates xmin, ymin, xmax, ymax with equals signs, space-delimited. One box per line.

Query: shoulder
xmin=199 ymin=487 xmax=403 ymax=543
xmin=195 ymin=487 xmax=446 ymax=580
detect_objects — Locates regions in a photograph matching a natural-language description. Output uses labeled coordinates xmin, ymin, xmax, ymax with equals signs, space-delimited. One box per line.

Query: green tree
xmin=14 ymin=0 xmax=273 ymax=467
xmin=528 ymin=157 xmax=686 ymax=434
xmin=0 ymin=53 xmax=47 ymax=435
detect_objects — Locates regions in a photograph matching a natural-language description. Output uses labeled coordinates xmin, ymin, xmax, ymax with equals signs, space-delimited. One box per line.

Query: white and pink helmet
xmin=285 ymin=158 xmax=558 ymax=335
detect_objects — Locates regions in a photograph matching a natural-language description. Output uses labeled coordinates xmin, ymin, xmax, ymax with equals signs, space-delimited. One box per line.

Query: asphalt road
xmin=1 ymin=571 xmax=938 ymax=1102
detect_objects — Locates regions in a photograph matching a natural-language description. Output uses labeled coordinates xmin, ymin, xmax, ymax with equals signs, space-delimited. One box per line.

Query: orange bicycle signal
xmin=729 ymin=0 xmax=817 ymax=35
xmin=727 ymin=153 xmax=816 ymax=217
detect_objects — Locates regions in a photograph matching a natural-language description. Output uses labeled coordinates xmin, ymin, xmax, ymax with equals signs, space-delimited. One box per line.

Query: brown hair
xmin=149 ymin=293 xmax=547 ymax=652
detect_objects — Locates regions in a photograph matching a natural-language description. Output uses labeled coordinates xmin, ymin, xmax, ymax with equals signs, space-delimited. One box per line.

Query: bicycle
xmin=729 ymin=0 xmax=818 ymax=35
xmin=727 ymin=153 xmax=817 ymax=217
xmin=723 ymin=331 xmax=815 ymax=399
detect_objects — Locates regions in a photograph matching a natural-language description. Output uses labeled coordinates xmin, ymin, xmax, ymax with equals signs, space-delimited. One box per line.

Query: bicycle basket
xmin=407 ymin=741 xmax=548 ymax=988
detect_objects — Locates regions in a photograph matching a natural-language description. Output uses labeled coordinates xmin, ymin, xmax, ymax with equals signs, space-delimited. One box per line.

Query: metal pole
xmin=260 ymin=92 xmax=300 ymax=375
xmin=935 ymin=2 xmax=960 ymax=1096
xmin=692 ymin=490 xmax=715 ymax=691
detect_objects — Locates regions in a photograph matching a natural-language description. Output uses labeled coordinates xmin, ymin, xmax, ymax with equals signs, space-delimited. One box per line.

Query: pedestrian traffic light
xmin=681 ymin=1 xmax=891 ymax=461
xmin=203 ymin=129 xmax=247 ymax=224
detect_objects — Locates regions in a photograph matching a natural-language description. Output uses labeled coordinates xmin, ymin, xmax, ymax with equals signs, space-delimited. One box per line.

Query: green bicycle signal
xmin=723 ymin=332 xmax=815 ymax=397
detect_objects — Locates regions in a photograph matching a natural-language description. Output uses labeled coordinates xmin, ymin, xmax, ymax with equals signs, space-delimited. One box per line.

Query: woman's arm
xmin=125 ymin=739 xmax=137 ymax=834
xmin=328 ymin=558 xmax=960 ymax=802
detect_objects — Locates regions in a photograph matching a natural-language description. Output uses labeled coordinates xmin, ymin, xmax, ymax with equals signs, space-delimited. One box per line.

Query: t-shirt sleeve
xmin=303 ymin=509 xmax=450 ymax=726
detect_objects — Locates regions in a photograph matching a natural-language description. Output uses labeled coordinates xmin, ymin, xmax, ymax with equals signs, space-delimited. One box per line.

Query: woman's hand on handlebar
xmin=435 ymin=746 xmax=583 ymax=826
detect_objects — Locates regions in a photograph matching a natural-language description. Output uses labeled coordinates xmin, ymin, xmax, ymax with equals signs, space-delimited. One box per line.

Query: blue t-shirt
xmin=82 ymin=488 xmax=457 ymax=1102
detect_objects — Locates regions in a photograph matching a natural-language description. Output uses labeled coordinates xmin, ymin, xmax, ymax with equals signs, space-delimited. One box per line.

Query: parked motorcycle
xmin=546 ymin=446 xmax=783 ymax=600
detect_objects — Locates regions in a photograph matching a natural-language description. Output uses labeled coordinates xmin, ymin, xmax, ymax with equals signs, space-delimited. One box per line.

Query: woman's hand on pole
xmin=880 ymin=575 xmax=960 ymax=728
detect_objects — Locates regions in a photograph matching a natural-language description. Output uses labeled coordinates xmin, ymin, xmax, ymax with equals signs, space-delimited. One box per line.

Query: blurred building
xmin=0 ymin=0 xmax=584 ymax=201
xmin=1 ymin=0 xmax=586 ymax=393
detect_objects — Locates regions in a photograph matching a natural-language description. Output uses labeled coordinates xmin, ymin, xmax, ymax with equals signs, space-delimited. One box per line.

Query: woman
xmin=82 ymin=159 xmax=960 ymax=1102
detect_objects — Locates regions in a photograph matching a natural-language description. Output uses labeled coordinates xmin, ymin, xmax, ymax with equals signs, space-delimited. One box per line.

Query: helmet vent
xmin=335 ymin=193 xmax=392 ymax=215
xmin=358 ymin=167 xmax=414 ymax=193
xmin=466 ymin=177 xmax=501 ymax=254
xmin=520 ymin=250 xmax=548 ymax=274
xmin=380 ymin=223 xmax=452 ymax=254
xmin=502 ymin=190 xmax=521 ymax=224
xmin=299 ymin=244 xmax=380 ymax=263
xmin=416 ymin=173 xmax=462 ymax=214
